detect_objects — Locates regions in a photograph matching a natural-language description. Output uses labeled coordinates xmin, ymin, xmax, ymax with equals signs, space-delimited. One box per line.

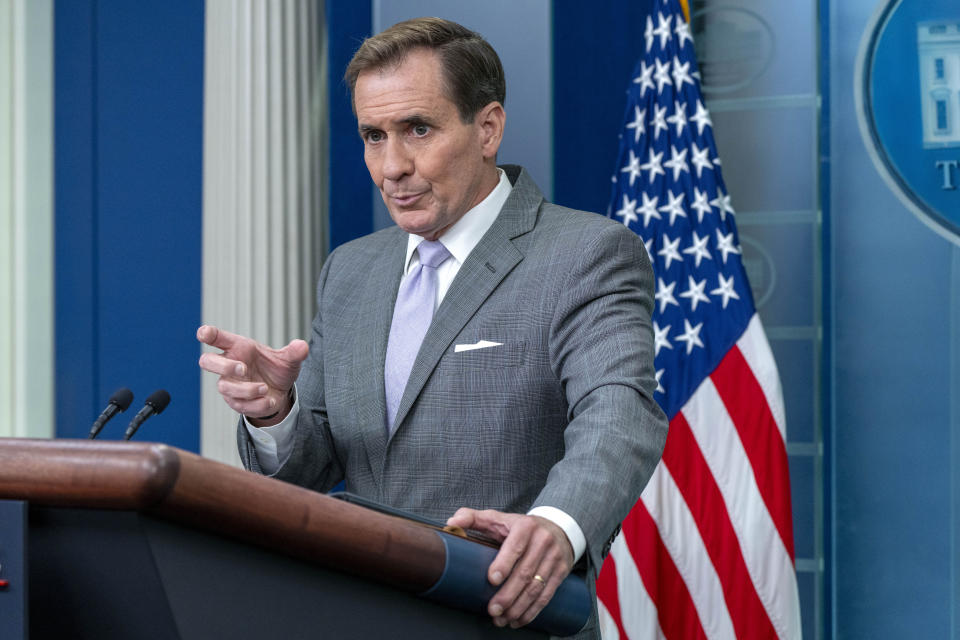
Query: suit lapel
xmin=390 ymin=167 xmax=543 ymax=439
xmin=353 ymin=228 xmax=407 ymax=479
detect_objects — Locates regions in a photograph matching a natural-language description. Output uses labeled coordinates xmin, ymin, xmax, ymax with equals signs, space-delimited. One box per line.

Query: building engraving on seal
xmin=918 ymin=20 xmax=960 ymax=149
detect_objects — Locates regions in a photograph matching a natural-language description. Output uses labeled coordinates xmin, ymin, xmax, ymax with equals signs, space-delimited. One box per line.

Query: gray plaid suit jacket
xmin=239 ymin=165 xmax=668 ymax=637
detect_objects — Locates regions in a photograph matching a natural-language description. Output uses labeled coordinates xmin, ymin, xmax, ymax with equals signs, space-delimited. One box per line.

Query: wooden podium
xmin=0 ymin=439 xmax=587 ymax=639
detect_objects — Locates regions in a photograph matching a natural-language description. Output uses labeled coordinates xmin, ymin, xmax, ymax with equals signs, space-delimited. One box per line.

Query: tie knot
xmin=416 ymin=240 xmax=451 ymax=269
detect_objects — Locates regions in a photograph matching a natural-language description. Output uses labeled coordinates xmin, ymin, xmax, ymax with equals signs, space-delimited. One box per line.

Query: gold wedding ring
xmin=532 ymin=574 xmax=546 ymax=585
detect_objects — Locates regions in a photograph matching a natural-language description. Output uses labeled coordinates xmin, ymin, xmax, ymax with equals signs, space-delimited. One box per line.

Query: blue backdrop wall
xmin=54 ymin=0 xmax=204 ymax=448
xmin=327 ymin=1 xmax=372 ymax=250
xmin=829 ymin=1 xmax=960 ymax=637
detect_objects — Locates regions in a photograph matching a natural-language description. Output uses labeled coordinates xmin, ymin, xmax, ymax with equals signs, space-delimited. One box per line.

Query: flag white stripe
xmin=729 ymin=318 xmax=804 ymax=636
xmin=642 ymin=465 xmax=737 ymax=640
xmin=598 ymin=597 xmax=622 ymax=640
xmin=682 ymin=379 xmax=802 ymax=640
xmin=608 ymin=535 xmax=667 ymax=640
xmin=735 ymin=315 xmax=787 ymax=440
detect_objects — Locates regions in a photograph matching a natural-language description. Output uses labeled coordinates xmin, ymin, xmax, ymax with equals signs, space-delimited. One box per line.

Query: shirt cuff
xmin=528 ymin=505 xmax=586 ymax=563
xmin=242 ymin=385 xmax=300 ymax=475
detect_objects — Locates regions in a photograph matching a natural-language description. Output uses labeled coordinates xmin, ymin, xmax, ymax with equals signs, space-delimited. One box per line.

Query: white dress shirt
xmin=245 ymin=169 xmax=586 ymax=562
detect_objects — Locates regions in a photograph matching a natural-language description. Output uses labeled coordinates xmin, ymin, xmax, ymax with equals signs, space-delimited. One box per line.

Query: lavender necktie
xmin=384 ymin=240 xmax=451 ymax=435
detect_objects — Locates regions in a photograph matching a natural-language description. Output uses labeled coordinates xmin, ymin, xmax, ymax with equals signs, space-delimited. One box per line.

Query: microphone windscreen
xmin=109 ymin=388 xmax=134 ymax=411
xmin=144 ymin=389 xmax=171 ymax=414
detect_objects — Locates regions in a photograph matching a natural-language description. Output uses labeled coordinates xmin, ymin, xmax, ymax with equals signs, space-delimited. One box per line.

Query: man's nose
xmin=381 ymin=139 xmax=413 ymax=181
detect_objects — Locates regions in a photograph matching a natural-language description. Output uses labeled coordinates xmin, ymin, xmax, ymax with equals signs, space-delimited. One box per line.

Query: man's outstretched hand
xmin=197 ymin=325 xmax=309 ymax=425
xmin=446 ymin=508 xmax=575 ymax=629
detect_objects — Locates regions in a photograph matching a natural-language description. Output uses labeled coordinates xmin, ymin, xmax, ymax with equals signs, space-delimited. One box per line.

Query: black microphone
xmin=123 ymin=390 xmax=171 ymax=441
xmin=89 ymin=388 xmax=134 ymax=439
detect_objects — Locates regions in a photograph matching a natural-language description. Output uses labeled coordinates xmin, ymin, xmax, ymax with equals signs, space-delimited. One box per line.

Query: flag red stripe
xmin=597 ymin=556 xmax=630 ymax=640
xmin=664 ymin=411 xmax=778 ymax=639
xmin=623 ymin=501 xmax=709 ymax=640
xmin=710 ymin=345 xmax=795 ymax=560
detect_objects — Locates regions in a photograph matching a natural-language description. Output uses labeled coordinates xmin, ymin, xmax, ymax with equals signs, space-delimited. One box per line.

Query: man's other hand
xmin=446 ymin=508 xmax=575 ymax=629
xmin=196 ymin=325 xmax=309 ymax=425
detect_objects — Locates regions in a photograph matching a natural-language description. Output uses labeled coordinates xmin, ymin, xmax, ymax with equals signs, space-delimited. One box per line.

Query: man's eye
xmin=412 ymin=124 xmax=429 ymax=137
xmin=366 ymin=131 xmax=383 ymax=143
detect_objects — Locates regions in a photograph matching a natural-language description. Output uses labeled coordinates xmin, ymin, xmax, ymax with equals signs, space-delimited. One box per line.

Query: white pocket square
xmin=454 ymin=340 xmax=503 ymax=353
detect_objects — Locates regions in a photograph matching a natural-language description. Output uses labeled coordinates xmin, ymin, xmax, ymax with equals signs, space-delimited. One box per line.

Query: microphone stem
xmin=89 ymin=417 xmax=106 ymax=439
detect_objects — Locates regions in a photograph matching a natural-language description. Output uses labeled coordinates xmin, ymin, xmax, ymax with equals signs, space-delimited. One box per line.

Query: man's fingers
xmin=513 ymin=580 xmax=561 ymax=627
xmin=197 ymin=324 xmax=239 ymax=350
xmin=510 ymin=556 xmax=562 ymax=627
xmin=445 ymin=509 xmax=575 ymax=628
xmin=217 ymin=378 xmax=269 ymax=401
xmin=488 ymin=524 xmax=530 ymax=586
xmin=446 ymin=507 xmax=479 ymax=530
xmin=280 ymin=338 xmax=310 ymax=364
xmin=198 ymin=325 xmax=301 ymax=421
xmin=199 ymin=352 xmax=247 ymax=378
xmin=446 ymin=508 xmax=514 ymax=543
xmin=488 ymin=519 xmax=547 ymax=617
xmin=485 ymin=515 xmax=575 ymax=629
xmin=492 ymin=557 xmax=548 ymax=623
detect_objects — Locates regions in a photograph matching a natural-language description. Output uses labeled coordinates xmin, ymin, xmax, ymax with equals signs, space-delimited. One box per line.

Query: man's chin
xmin=390 ymin=211 xmax=441 ymax=237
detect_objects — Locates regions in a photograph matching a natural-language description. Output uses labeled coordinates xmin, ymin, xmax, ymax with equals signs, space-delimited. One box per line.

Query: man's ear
xmin=476 ymin=102 xmax=505 ymax=159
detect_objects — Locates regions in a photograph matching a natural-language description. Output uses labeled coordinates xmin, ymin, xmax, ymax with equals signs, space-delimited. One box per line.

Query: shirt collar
xmin=403 ymin=168 xmax=513 ymax=272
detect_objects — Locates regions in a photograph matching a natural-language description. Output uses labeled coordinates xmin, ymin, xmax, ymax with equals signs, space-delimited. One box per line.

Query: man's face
xmin=354 ymin=49 xmax=501 ymax=241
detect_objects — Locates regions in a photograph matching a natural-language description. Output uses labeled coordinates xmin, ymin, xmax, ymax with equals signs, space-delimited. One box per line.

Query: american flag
xmin=596 ymin=1 xmax=802 ymax=638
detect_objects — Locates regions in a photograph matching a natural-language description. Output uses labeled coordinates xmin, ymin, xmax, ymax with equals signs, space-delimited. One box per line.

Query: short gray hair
xmin=344 ymin=17 xmax=506 ymax=123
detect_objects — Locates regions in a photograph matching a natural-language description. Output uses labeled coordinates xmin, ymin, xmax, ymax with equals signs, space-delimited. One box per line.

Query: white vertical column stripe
xmin=0 ymin=0 xmax=53 ymax=439
xmin=736 ymin=314 xmax=787 ymax=439
xmin=201 ymin=0 xmax=326 ymax=465
xmin=641 ymin=465 xmax=738 ymax=640
xmin=253 ymin=0 xmax=269 ymax=338
xmin=609 ymin=535 xmax=667 ymax=640
xmin=0 ymin=0 xmax=14 ymax=437
xmin=682 ymin=379 xmax=801 ymax=639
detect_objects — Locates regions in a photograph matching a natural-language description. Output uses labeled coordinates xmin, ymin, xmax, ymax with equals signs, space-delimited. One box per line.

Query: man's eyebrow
xmin=357 ymin=114 xmax=437 ymax=137
xmin=400 ymin=114 xmax=434 ymax=126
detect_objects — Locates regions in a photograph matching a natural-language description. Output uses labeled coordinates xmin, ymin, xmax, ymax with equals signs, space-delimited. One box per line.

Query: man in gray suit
xmin=198 ymin=17 xmax=667 ymax=636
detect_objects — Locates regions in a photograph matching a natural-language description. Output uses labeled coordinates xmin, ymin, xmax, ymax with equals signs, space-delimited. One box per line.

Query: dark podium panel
xmin=18 ymin=506 xmax=538 ymax=639
xmin=0 ymin=501 xmax=26 ymax=640
xmin=0 ymin=439 xmax=587 ymax=639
